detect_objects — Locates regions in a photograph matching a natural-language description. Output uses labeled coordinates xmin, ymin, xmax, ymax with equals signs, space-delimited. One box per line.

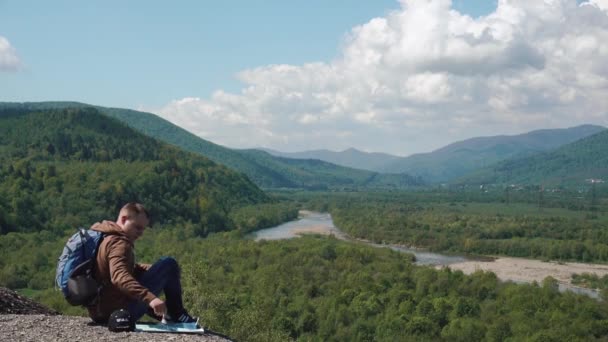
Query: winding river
xmin=249 ymin=211 xmax=605 ymax=299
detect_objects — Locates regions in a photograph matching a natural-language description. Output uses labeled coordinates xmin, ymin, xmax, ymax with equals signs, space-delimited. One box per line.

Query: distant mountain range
xmin=0 ymin=102 xmax=423 ymax=190
xmin=3 ymin=101 xmax=604 ymax=188
xmin=380 ymin=124 xmax=606 ymax=183
xmin=458 ymin=129 xmax=608 ymax=186
xmin=264 ymin=125 xmax=606 ymax=183
xmin=260 ymin=147 xmax=401 ymax=172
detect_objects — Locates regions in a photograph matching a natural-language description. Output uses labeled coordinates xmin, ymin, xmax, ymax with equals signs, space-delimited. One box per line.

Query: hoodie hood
xmin=91 ymin=220 xmax=127 ymax=237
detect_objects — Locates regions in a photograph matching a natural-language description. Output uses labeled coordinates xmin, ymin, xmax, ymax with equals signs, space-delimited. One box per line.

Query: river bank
xmin=444 ymin=257 xmax=608 ymax=289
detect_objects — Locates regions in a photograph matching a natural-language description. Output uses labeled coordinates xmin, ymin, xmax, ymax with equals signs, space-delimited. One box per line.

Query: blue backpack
xmin=55 ymin=228 xmax=105 ymax=306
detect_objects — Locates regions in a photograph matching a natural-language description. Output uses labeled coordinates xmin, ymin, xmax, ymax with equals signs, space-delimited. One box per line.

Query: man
xmin=87 ymin=202 xmax=196 ymax=324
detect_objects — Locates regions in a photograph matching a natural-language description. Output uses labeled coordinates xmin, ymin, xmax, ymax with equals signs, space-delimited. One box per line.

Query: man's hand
xmin=149 ymin=298 xmax=166 ymax=317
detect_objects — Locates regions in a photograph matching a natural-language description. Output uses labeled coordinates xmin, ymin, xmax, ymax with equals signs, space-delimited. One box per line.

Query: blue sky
xmin=2 ymin=0 xmax=606 ymax=156
xmin=0 ymin=0 xmax=496 ymax=108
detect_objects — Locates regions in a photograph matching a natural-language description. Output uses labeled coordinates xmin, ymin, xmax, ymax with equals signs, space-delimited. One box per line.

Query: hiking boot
xmin=166 ymin=311 xmax=198 ymax=324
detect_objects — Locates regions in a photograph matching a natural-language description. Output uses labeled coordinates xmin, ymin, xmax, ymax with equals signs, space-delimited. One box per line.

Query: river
xmin=249 ymin=210 xmax=605 ymax=299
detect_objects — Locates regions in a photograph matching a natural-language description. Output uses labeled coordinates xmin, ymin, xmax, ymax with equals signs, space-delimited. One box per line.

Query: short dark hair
xmin=120 ymin=202 xmax=149 ymax=219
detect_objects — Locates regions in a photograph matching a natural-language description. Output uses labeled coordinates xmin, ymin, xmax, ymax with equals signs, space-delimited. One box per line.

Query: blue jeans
xmin=127 ymin=256 xmax=186 ymax=321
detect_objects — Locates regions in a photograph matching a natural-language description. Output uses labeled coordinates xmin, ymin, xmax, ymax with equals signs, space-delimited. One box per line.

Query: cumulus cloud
xmin=156 ymin=0 xmax=608 ymax=156
xmin=0 ymin=36 xmax=21 ymax=71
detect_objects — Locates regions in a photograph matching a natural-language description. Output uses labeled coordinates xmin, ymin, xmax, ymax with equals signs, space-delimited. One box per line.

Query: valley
xmin=1 ymin=105 xmax=608 ymax=341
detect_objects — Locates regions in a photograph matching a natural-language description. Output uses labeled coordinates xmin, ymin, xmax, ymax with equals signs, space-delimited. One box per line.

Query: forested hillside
xmin=0 ymin=106 xmax=269 ymax=235
xmin=461 ymin=129 xmax=608 ymax=186
xmin=0 ymin=102 xmax=423 ymax=190
xmin=99 ymin=105 xmax=424 ymax=189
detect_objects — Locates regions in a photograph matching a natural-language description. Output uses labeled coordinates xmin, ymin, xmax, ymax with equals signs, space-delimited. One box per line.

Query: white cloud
xmin=0 ymin=36 xmax=21 ymax=71
xmin=586 ymin=0 xmax=608 ymax=11
xmin=156 ymin=0 xmax=608 ymax=156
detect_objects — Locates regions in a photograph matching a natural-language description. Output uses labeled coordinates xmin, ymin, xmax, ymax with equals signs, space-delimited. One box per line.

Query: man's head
xmin=116 ymin=202 xmax=149 ymax=242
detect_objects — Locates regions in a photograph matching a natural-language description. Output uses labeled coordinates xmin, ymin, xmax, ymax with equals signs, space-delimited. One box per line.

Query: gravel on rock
xmin=0 ymin=314 xmax=231 ymax=342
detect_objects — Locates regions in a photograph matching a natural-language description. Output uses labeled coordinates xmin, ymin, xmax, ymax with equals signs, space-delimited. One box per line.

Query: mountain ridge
xmin=0 ymin=102 xmax=423 ymax=190
xmin=3 ymin=101 xmax=602 ymax=188
xmin=258 ymin=124 xmax=605 ymax=183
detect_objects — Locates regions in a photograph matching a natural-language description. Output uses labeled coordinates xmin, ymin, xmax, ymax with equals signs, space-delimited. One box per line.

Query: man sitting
xmin=87 ymin=202 xmax=196 ymax=324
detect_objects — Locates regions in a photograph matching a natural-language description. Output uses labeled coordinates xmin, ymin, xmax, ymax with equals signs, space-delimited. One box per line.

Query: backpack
xmin=55 ymin=228 xmax=105 ymax=306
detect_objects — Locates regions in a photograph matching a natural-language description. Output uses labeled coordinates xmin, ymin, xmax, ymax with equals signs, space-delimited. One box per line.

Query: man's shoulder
xmin=100 ymin=234 xmax=132 ymax=250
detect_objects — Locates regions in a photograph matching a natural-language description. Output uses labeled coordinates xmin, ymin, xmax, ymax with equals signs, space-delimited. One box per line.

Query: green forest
xmin=3 ymin=107 xmax=608 ymax=341
xmin=0 ymin=107 xmax=271 ymax=235
xmin=572 ymin=273 xmax=608 ymax=294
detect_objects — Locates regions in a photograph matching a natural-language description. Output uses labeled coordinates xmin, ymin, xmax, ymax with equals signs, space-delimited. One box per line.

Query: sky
xmin=1 ymin=0 xmax=607 ymax=156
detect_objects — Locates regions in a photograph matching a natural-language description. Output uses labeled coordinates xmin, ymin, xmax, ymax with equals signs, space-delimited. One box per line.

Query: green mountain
xmin=380 ymin=125 xmax=606 ymax=183
xmin=233 ymin=149 xmax=423 ymax=189
xmin=261 ymin=147 xmax=401 ymax=172
xmin=0 ymin=106 xmax=267 ymax=235
xmin=0 ymin=102 xmax=423 ymax=189
xmin=459 ymin=129 xmax=608 ymax=186
xmin=98 ymin=106 xmax=424 ymax=189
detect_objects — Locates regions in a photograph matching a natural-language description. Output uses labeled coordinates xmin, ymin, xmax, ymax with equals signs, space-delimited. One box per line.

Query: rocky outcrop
xmin=0 ymin=287 xmax=59 ymax=315
xmin=0 ymin=288 xmax=230 ymax=341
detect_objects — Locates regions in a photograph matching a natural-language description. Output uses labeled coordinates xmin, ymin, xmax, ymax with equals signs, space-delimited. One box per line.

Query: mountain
xmin=0 ymin=106 xmax=267 ymax=235
xmin=459 ymin=129 xmax=608 ymax=186
xmin=260 ymin=147 xmax=401 ymax=172
xmin=236 ymin=149 xmax=423 ymax=189
xmin=0 ymin=102 xmax=423 ymax=189
xmin=98 ymin=106 xmax=424 ymax=189
xmin=379 ymin=125 xmax=606 ymax=183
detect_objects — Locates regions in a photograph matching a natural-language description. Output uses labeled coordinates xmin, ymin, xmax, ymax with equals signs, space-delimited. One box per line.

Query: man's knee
xmin=158 ymin=256 xmax=180 ymax=274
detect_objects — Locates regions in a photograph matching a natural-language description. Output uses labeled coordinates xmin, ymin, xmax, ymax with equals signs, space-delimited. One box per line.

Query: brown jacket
xmin=87 ymin=220 xmax=157 ymax=322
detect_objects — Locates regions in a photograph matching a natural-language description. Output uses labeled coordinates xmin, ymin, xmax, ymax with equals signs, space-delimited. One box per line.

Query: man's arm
xmin=106 ymin=239 xmax=157 ymax=305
